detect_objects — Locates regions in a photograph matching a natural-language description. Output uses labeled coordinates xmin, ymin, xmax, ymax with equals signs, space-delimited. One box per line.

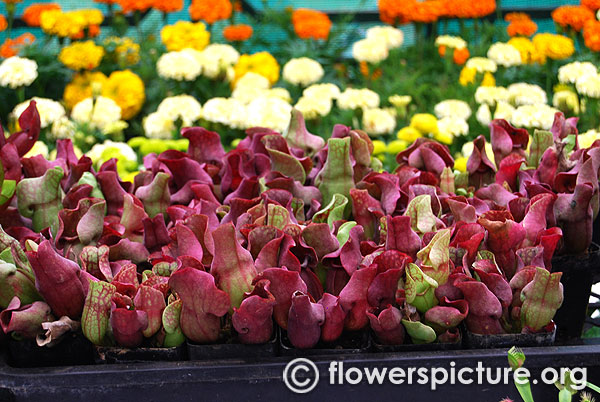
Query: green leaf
xmin=528 ymin=130 xmax=553 ymax=168
xmin=0 ymin=179 xmax=16 ymax=206
xmin=405 ymin=263 xmax=438 ymax=313
xmin=404 ymin=194 xmax=437 ymax=235
xmin=520 ymin=267 xmax=564 ymax=331
xmin=315 ymin=137 xmax=355 ymax=210
xmin=402 ymin=319 xmax=437 ymax=344
xmin=312 ymin=193 xmax=348 ymax=230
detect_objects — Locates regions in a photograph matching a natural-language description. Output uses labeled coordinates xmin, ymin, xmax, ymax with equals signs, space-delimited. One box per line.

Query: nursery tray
xmin=279 ymin=328 xmax=371 ymax=356
xmin=187 ymin=332 xmax=279 ymax=360
xmin=94 ymin=344 xmax=187 ymax=364
xmin=1 ymin=343 xmax=600 ymax=401
xmin=464 ymin=326 xmax=556 ymax=349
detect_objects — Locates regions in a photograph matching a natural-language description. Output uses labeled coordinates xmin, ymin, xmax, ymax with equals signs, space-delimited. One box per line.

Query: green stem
xmin=545 ymin=59 xmax=554 ymax=99
xmin=16 ymin=87 xmax=24 ymax=104
xmin=162 ymin=12 xmax=168 ymax=25
xmin=6 ymin=3 xmax=15 ymax=39
xmin=496 ymin=0 xmax=502 ymax=23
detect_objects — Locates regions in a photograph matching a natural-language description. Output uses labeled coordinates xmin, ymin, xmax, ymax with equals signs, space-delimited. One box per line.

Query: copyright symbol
xmin=283 ymin=358 xmax=320 ymax=393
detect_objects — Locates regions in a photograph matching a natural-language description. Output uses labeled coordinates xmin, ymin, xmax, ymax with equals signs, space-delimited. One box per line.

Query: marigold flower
xmin=153 ymin=0 xmax=182 ymax=13
xmin=507 ymin=19 xmax=537 ymax=37
xmin=584 ymin=20 xmax=600 ymax=52
xmin=104 ymin=37 xmax=140 ymax=66
xmin=0 ymin=15 xmax=6 ymax=32
xmin=410 ymin=0 xmax=445 ymax=23
xmin=63 ymin=71 xmax=108 ymax=109
xmin=378 ymin=0 xmax=411 ymax=24
xmin=233 ymin=51 xmax=280 ymax=86
xmin=22 ymin=3 xmax=60 ymax=27
xmin=102 ymin=70 xmax=145 ymax=119
xmin=453 ymin=47 xmax=470 ymax=64
xmin=161 ymin=21 xmax=210 ymax=51
xmin=292 ymin=8 xmax=332 ymax=40
xmin=59 ymin=41 xmax=104 ymax=71
xmin=118 ymin=0 xmax=154 ymax=13
xmin=504 ymin=12 xmax=530 ymax=22
xmin=189 ymin=0 xmax=232 ymax=24
xmin=459 ymin=66 xmax=476 ymax=86
xmin=582 ymin=0 xmax=600 ymax=11
xmin=552 ymin=5 xmax=595 ymax=32
xmin=0 ymin=33 xmax=35 ymax=58
xmin=223 ymin=24 xmax=253 ymax=41
xmin=453 ymin=0 xmax=496 ymax=19
xmin=508 ymin=37 xmax=543 ymax=64
xmin=533 ymin=33 xmax=575 ymax=61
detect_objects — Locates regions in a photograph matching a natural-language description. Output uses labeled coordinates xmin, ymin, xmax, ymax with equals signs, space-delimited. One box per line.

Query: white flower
xmin=246 ymin=97 xmax=292 ymax=132
xmin=437 ymin=116 xmax=469 ymax=137
xmin=476 ymin=104 xmax=492 ymax=126
xmin=72 ymin=96 xmax=123 ymax=133
xmin=337 ymin=88 xmax=380 ymax=110
xmin=157 ymin=95 xmax=202 ymax=126
xmin=87 ymin=140 xmax=137 ymax=167
xmin=434 ymin=99 xmax=472 ymax=120
xmin=0 ymin=56 xmax=38 ymax=89
xmin=576 ymin=73 xmax=600 ymax=98
xmin=474 ymin=86 xmax=509 ymax=106
xmin=510 ymin=104 xmax=559 ymax=130
xmin=434 ymin=35 xmax=467 ymax=49
xmin=234 ymin=71 xmax=270 ymax=90
xmin=23 ymin=141 xmax=49 ymax=159
xmin=268 ymin=88 xmax=292 ymax=103
xmin=466 ymin=57 xmax=497 ymax=73
xmin=558 ymin=62 xmax=597 ymax=84
xmin=143 ymin=112 xmax=176 ymax=139
xmin=202 ymin=97 xmax=248 ymax=129
xmin=157 ymin=49 xmax=202 ymax=81
xmin=493 ymin=101 xmax=516 ymax=121
xmin=366 ymin=26 xmax=404 ymax=50
xmin=295 ymin=96 xmax=332 ymax=120
xmin=12 ymin=97 xmax=66 ymax=129
xmin=553 ymin=90 xmax=580 ymax=114
xmin=462 ymin=141 xmax=494 ymax=164
xmin=303 ymin=83 xmax=341 ymax=101
xmin=508 ymin=83 xmax=547 ymax=106
xmin=282 ymin=57 xmax=324 ymax=87
xmin=50 ymin=116 xmax=77 ymax=140
xmin=362 ymin=108 xmax=396 ymax=136
xmin=197 ymin=44 xmax=240 ymax=79
xmin=487 ymin=43 xmax=522 ymax=67
xmin=352 ymin=38 xmax=389 ymax=64
xmin=388 ymin=95 xmax=412 ymax=108
xmin=579 ymin=129 xmax=600 ymax=149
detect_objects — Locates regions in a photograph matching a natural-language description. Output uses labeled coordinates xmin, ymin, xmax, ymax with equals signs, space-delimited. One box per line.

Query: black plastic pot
xmin=279 ymin=328 xmax=370 ymax=356
xmin=552 ymin=243 xmax=600 ymax=340
xmin=7 ymin=332 xmax=93 ymax=368
xmin=370 ymin=331 xmax=462 ymax=352
xmin=94 ymin=344 xmax=187 ymax=364
xmin=187 ymin=332 xmax=278 ymax=360
xmin=464 ymin=324 xmax=556 ymax=349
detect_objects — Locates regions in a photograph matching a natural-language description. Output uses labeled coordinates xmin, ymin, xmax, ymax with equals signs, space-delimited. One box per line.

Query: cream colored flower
xmin=337 ymin=88 xmax=380 ymax=110
xmin=12 ymin=97 xmax=66 ymax=129
xmin=579 ymin=129 xmax=600 ymax=149
xmin=434 ymin=99 xmax=471 ymax=120
xmin=0 ymin=56 xmax=38 ymax=89
xmin=197 ymin=44 xmax=239 ymax=79
xmin=366 ymin=26 xmax=404 ymax=49
xmin=462 ymin=141 xmax=495 ymax=164
xmin=295 ymin=96 xmax=332 ymax=120
xmin=476 ymin=104 xmax=492 ymax=126
xmin=303 ymin=83 xmax=341 ymax=100
xmin=510 ymin=104 xmax=559 ymax=130
xmin=435 ymin=35 xmax=467 ymax=49
xmin=246 ymin=97 xmax=292 ymax=132
xmin=474 ymin=86 xmax=509 ymax=106
xmin=493 ymin=101 xmax=516 ymax=121
xmin=143 ymin=112 xmax=176 ymax=139
xmin=23 ymin=141 xmax=49 ymax=159
xmin=553 ymin=90 xmax=580 ymax=114
xmin=352 ymin=38 xmax=389 ymax=64
xmin=50 ymin=116 xmax=77 ymax=140
xmin=389 ymin=95 xmax=412 ymax=108
xmin=234 ymin=71 xmax=270 ymax=90
xmin=437 ymin=116 xmax=469 ymax=137
xmin=487 ymin=43 xmax=522 ymax=67
xmin=87 ymin=140 xmax=137 ymax=167
xmin=71 ymin=96 xmax=123 ymax=133
xmin=202 ymin=97 xmax=248 ymax=129
xmin=156 ymin=49 xmax=202 ymax=81
xmin=576 ymin=73 xmax=600 ymax=98
xmin=508 ymin=83 xmax=547 ymax=106
xmin=282 ymin=57 xmax=324 ymax=87
xmin=466 ymin=57 xmax=497 ymax=73
xmin=558 ymin=61 xmax=597 ymax=84
xmin=157 ymin=95 xmax=202 ymax=126
xmin=362 ymin=108 xmax=396 ymax=136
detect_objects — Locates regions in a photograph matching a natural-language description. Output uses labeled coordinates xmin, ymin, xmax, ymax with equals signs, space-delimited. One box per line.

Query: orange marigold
xmin=378 ymin=0 xmax=411 ymax=24
xmin=70 ymin=24 xmax=101 ymax=40
xmin=453 ymin=47 xmax=469 ymax=64
xmin=118 ymin=0 xmax=153 ymax=13
xmin=452 ymin=0 xmax=495 ymax=18
xmin=582 ymin=0 xmax=600 ymax=11
xmin=584 ymin=20 xmax=600 ymax=52
xmin=0 ymin=33 xmax=35 ymax=58
xmin=154 ymin=0 xmax=183 ymax=13
xmin=189 ymin=0 xmax=232 ymax=24
xmin=504 ymin=12 xmax=531 ymax=22
xmin=552 ymin=5 xmax=595 ymax=32
xmin=94 ymin=0 xmax=119 ymax=4
xmin=0 ymin=15 xmax=6 ymax=32
xmin=292 ymin=8 xmax=332 ymax=40
xmin=223 ymin=24 xmax=253 ymax=41
xmin=507 ymin=19 xmax=537 ymax=37
xmin=22 ymin=3 xmax=61 ymax=27
xmin=410 ymin=0 xmax=445 ymax=23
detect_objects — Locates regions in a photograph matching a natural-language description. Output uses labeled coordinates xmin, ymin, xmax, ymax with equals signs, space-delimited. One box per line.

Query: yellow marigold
xmin=386 ymin=139 xmax=408 ymax=154
xmin=63 ymin=71 xmax=107 ymax=109
xmin=118 ymin=0 xmax=153 ymax=13
xmin=459 ymin=66 xmax=477 ymax=86
xmin=153 ymin=0 xmax=182 ymax=13
xmin=372 ymin=140 xmax=386 ymax=155
xmin=233 ymin=52 xmax=280 ymax=86
xmin=223 ymin=24 xmax=253 ymax=41
xmin=292 ymin=8 xmax=332 ymax=40
xmin=397 ymin=126 xmax=422 ymax=142
xmin=75 ymin=9 xmax=104 ymax=25
xmin=161 ymin=21 xmax=210 ymax=51
xmin=533 ymin=33 xmax=575 ymax=61
xmin=454 ymin=156 xmax=468 ymax=172
xmin=410 ymin=113 xmax=439 ymax=135
xmin=102 ymin=70 xmax=145 ymax=119
xmin=508 ymin=37 xmax=543 ymax=64
xmin=22 ymin=3 xmax=61 ymax=27
xmin=189 ymin=0 xmax=232 ymax=24
xmin=59 ymin=41 xmax=104 ymax=71
xmin=40 ymin=9 xmax=86 ymax=38
xmin=481 ymin=72 xmax=496 ymax=86
xmin=552 ymin=5 xmax=595 ymax=32
xmin=103 ymin=37 xmax=140 ymax=66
